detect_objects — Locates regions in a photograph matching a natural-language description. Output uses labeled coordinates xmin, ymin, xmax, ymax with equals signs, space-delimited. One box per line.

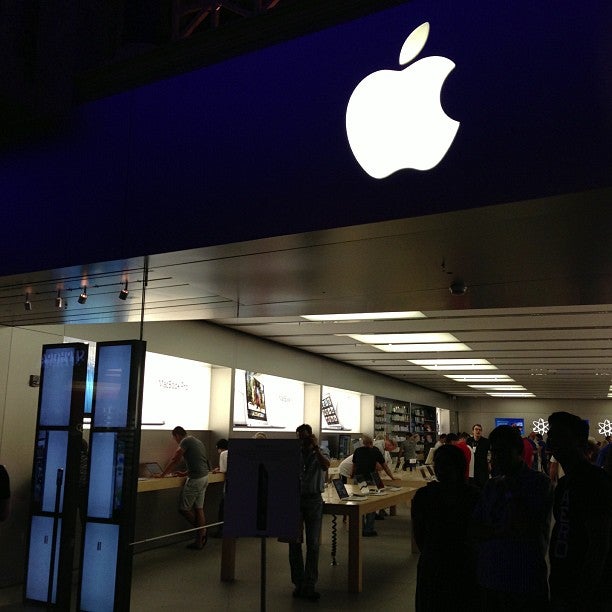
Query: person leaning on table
xmin=351 ymin=434 xmax=394 ymax=537
xmin=157 ymin=426 xmax=210 ymax=550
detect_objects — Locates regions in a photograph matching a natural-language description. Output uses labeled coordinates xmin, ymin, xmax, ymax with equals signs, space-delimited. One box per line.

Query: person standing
xmin=466 ymin=424 xmax=491 ymax=487
xmin=412 ymin=444 xmax=481 ymax=611
xmin=547 ymin=411 xmax=612 ymax=611
xmin=446 ymin=433 xmax=472 ymax=482
xmin=472 ymin=425 xmax=552 ymax=611
xmin=351 ymin=434 xmax=394 ymax=536
xmin=158 ymin=426 xmax=210 ymax=549
xmin=211 ymin=438 xmax=228 ymax=537
xmin=289 ymin=424 xmax=330 ymax=601
xmin=0 ymin=464 xmax=10 ymax=522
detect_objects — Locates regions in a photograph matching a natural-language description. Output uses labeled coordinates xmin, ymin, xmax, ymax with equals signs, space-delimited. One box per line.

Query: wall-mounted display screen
xmin=233 ymin=370 xmax=304 ymax=431
xmin=320 ymin=386 xmax=361 ymax=433
xmin=141 ymin=352 xmax=211 ymax=430
xmin=495 ymin=417 xmax=525 ymax=433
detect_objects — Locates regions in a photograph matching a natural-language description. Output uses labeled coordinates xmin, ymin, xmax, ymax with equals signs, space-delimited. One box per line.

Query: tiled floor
xmin=0 ymin=471 xmax=422 ymax=611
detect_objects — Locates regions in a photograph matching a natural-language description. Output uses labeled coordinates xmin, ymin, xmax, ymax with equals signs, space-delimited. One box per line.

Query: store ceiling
xmin=2 ymin=188 xmax=612 ymax=400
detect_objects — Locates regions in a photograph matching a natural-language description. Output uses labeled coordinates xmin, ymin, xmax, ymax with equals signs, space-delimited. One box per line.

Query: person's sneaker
xmin=292 ymin=586 xmax=303 ymax=598
xmin=301 ymin=587 xmax=321 ymax=601
xmin=362 ymin=530 xmax=378 ymax=537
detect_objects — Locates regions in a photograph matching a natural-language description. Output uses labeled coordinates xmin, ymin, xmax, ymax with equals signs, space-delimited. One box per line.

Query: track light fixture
xmin=78 ymin=286 xmax=88 ymax=304
xmin=55 ymin=290 xmax=63 ymax=309
xmin=118 ymin=280 xmax=129 ymax=300
xmin=24 ymin=293 xmax=32 ymax=311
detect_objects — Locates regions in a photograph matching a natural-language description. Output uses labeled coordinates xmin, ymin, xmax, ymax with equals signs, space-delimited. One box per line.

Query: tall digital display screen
xmin=78 ymin=340 xmax=145 ymax=612
xmin=25 ymin=343 xmax=88 ymax=608
xmin=39 ymin=345 xmax=88 ymax=426
xmin=93 ymin=344 xmax=133 ymax=428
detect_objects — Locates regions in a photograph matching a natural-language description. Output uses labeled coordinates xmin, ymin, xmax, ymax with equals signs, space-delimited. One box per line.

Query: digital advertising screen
xmin=494 ymin=417 xmax=525 ymax=434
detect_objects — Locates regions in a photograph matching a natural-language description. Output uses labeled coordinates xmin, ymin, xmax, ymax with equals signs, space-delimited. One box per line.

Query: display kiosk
xmin=77 ymin=340 xmax=146 ymax=612
xmin=24 ymin=343 xmax=89 ymax=608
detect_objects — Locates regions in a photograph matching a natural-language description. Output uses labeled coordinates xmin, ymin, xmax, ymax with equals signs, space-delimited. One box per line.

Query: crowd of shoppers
xmin=412 ymin=412 xmax=612 ymax=612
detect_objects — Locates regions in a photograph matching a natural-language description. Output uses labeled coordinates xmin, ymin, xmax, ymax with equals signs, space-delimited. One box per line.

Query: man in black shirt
xmin=547 ymin=411 xmax=612 ymax=611
xmin=352 ymin=435 xmax=394 ymax=536
xmin=466 ymin=424 xmax=490 ymax=487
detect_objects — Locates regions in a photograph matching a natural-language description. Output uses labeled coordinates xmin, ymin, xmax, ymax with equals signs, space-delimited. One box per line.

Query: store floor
xmin=0 ymin=471 xmax=422 ymax=611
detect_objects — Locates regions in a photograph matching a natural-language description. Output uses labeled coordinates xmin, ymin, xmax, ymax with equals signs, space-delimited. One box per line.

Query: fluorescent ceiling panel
xmin=486 ymin=392 xmax=536 ymax=397
xmin=409 ymin=358 xmax=496 ymax=371
xmin=346 ymin=332 xmax=461 ymax=344
xmin=468 ymin=385 xmax=527 ymax=391
xmin=373 ymin=343 xmax=471 ymax=353
xmin=302 ymin=311 xmax=425 ymax=321
xmin=445 ymin=374 xmax=514 ymax=382
xmin=410 ymin=359 xmax=492 ymax=366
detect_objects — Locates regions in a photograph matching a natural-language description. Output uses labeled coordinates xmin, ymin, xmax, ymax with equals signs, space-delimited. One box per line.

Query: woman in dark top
xmin=411 ymin=444 xmax=481 ymax=612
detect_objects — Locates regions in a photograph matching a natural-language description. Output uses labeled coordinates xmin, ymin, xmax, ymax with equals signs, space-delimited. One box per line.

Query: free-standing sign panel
xmin=224 ymin=439 xmax=301 ymax=539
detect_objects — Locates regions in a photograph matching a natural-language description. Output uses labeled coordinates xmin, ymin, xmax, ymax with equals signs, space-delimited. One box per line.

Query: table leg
xmin=347 ymin=508 xmax=362 ymax=592
xmin=220 ymin=536 xmax=236 ymax=582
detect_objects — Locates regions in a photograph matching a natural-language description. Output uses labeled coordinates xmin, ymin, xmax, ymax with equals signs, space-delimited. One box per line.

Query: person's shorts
xmin=180 ymin=475 xmax=209 ymax=510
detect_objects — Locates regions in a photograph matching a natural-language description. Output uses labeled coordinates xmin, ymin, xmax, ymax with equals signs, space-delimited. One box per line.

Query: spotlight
xmin=55 ymin=290 xmax=63 ymax=309
xmin=118 ymin=281 xmax=129 ymax=300
xmin=24 ymin=293 xmax=32 ymax=311
xmin=78 ymin=286 xmax=88 ymax=304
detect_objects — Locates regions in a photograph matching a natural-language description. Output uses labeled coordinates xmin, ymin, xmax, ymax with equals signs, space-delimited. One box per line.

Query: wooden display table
xmin=219 ymin=480 xmax=423 ymax=594
xmin=137 ymin=472 xmax=225 ymax=493
xmin=322 ymin=482 xmax=421 ymax=592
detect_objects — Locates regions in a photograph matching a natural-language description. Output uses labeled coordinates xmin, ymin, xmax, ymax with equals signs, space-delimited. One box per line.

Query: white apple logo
xmin=346 ymin=22 xmax=459 ymax=179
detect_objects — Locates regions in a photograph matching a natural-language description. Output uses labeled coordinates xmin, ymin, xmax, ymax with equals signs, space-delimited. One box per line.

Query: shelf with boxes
xmin=374 ymin=398 xmax=437 ymax=448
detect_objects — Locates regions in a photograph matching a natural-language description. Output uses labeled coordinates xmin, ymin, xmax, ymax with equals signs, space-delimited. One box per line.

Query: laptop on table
xmin=333 ymin=478 xmax=368 ymax=502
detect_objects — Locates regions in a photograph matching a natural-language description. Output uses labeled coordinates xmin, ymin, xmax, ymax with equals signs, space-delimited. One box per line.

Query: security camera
xmin=449 ymin=279 xmax=468 ymax=295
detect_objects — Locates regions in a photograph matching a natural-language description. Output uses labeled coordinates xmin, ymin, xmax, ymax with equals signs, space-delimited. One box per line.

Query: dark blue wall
xmin=2 ymin=0 xmax=611 ymax=276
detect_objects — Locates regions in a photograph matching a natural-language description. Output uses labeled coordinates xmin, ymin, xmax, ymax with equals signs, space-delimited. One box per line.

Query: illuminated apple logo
xmin=346 ymin=22 xmax=460 ymax=179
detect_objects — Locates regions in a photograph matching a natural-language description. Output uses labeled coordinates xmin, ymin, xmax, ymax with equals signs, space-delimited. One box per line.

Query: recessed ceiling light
xmin=302 ymin=311 xmax=425 ymax=321
xmin=410 ymin=358 xmax=496 ymax=370
xmin=346 ymin=332 xmax=461 ymax=344
xmin=468 ymin=385 xmax=527 ymax=391
xmin=373 ymin=343 xmax=471 ymax=353
xmin=445 ymin=374 xmax=514 ymax=382
xmin=486 ymin=392 xmax=535 ymax=398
